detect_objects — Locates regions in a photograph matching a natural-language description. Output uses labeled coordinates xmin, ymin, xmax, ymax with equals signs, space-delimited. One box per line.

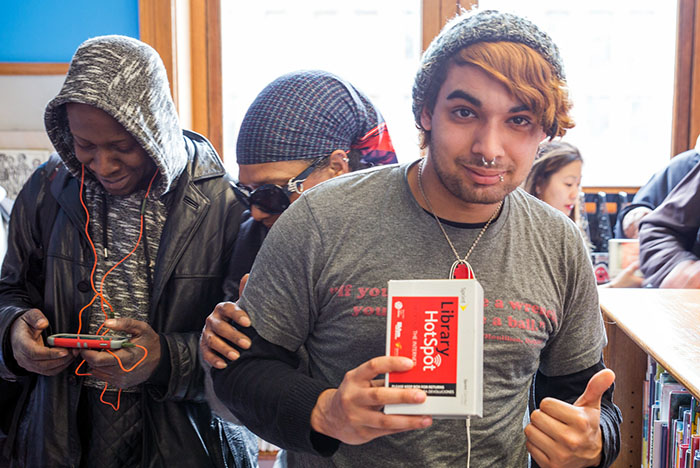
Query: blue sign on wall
xmin=0 ymin=0 xmax=139 ymax=62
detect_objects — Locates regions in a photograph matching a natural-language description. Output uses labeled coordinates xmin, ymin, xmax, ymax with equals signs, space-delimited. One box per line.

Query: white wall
xmin=0 ymin=75 xmax=65 ymax=150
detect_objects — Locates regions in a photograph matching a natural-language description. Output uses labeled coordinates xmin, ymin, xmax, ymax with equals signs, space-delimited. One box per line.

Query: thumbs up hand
xmin=524 ymin=369 xmax=615 ymax=468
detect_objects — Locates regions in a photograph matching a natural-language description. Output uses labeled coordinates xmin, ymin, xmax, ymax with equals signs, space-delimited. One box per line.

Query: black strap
xmin=38 ymin=155 xmax=62 ymax=256
xmin=1 ymin=156 xmax=63 ymax=460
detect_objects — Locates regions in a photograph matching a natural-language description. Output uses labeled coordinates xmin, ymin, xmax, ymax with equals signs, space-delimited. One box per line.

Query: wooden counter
xmin=598 ymin=288 xmax=700 ymax=468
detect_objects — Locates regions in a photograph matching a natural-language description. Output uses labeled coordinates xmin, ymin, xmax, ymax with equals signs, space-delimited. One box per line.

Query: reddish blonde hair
xmin=420 ymin=41 xmax=574 ymax=148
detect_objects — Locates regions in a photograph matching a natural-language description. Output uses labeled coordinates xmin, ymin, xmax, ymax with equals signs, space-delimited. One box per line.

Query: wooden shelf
xmin=599 ymin=288 xmax=700 ymax=398
xmin=598 ymin=288 xmax=700 ymax=468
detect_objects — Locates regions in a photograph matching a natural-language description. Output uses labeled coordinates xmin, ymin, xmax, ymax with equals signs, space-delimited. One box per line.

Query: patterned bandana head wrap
xmin=236 ymin=70 xmax=398 ymax=167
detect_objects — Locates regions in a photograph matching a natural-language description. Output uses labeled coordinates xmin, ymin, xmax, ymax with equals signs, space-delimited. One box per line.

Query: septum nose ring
xmin=481 ymin=156 xmax=496 ymax=167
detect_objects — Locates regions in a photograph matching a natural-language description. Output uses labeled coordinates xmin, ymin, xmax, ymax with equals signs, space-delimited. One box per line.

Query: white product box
xmin=384 ymin=279 xmax=483 ymax=418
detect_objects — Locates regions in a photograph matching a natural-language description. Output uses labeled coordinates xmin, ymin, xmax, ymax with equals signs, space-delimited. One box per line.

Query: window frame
xmin=671 ymin=0 xmax=700 ymax=156
xmin=201 ymin=0 xmax=693 ymax=166
xmin=2 ymin=0 xmax=692 ymax=169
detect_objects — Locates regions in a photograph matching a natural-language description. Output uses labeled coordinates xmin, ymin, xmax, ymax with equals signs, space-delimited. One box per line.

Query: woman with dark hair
xmin=524 ymin=141 xmax=642 ymax=287
xmin=523 ymin=140 xmax=583 ymax=221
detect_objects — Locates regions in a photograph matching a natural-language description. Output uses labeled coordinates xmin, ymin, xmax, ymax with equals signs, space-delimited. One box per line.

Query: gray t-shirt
xmin=240 ymin=161 xmax=605 ymax=467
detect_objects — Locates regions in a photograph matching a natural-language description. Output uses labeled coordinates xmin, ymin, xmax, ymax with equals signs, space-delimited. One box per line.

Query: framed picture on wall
xmin=0 ymin=149 xmax=51 ymax=200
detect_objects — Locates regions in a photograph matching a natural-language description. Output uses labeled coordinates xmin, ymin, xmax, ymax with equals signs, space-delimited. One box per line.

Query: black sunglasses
xmin=234 ymin=156 xmax=328 ymax=214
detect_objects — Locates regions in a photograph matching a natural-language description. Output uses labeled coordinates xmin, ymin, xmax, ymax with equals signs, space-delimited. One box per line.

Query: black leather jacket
xmin=0 ymin=131 xmax=256 ymax=467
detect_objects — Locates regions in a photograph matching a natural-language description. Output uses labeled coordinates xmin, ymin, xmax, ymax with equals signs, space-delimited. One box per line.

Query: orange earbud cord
xmin=74 ymin=164 xmax=159 ymax=411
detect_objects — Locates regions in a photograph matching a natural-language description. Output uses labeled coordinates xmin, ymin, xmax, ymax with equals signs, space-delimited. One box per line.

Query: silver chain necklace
xmin=417 ymin=159 xmax=503 ymax=279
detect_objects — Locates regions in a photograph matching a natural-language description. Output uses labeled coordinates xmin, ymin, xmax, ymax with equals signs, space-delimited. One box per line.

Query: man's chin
xmin=452 ymin=184 xmax=515 ymax=205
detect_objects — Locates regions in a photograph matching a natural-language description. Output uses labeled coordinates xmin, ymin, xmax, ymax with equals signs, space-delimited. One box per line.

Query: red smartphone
xmin=47 ymin=333 xmax=129 ymax=349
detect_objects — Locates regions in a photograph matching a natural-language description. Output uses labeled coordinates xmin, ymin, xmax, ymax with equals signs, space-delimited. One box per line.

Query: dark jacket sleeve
xmin=151 ymin=178 xmax=245 ymax=403
xmin=531 ymin=358 xmax=622 ymax=468
xmin=211 ymin=324 xmax=338 ymax=456
xmin=148 ymin=134 xmax=246 ymax=403
xmin=0 ymin=162 xmax=56 ymax=380
xmin=615 ymin=150 xmax=700 ymax=238
xmin=222 ymin=212 xmax=268 ymax=302
xmin=638 ymin=159 xmax=700 ymax=287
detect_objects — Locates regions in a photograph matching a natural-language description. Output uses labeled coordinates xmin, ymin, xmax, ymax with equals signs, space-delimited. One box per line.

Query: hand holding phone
xmin=79 ymin=318 xmax=160 ymax=389
xmin=47 ymin=333 xmax=131 ymax=349
xmin=10 ymin=309 xmax=75 ymax=376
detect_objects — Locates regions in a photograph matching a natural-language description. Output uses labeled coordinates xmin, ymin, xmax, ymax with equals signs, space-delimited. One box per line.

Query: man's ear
xmin=327 ymin=150 xmax=351 ymax=177
xmin=420 ymin=106 xmax=433 ymax=131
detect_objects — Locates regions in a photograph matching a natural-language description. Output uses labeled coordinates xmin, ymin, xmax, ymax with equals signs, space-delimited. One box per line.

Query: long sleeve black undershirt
xmin=210 ymin=324 xmax=339 ymax=454
xmin=531 ymin=357 xmax=622 ymax=468
xmin=212 ymin=326 xmax=621 ymax=466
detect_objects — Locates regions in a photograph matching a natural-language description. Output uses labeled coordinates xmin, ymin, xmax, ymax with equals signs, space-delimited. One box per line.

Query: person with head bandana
xmin=205 ymin=10 xmax=621 ymax=467
xmin=201 ymin=70 xmax=397 ymax=365
xmin=0 ymin=36 xmax=257 ymax=467
xmin=234 ymin=70 xmax=397 ymax=230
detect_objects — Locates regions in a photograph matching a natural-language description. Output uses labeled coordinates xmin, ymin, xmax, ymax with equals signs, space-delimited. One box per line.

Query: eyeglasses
xmin=233 ymin=156 xmax=328 ymax=214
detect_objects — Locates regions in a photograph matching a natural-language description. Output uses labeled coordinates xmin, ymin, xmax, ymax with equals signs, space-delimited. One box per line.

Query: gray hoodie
xmin=44 ymin=34 xmax=186 ymax=196
xmin=43 ymin=35 xmax=186 ymax=391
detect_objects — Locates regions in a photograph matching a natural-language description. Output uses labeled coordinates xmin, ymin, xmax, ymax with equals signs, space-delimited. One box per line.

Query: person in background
xmin=234 ymin=70 xmax=397 ymax=231
xmin=615 ymin=146 xmax=700 ymax=239
xmin=524 ymin=141 xmax=642 ymax=287
xmin=523 ymin=140 xmax=585 ymax=225
xmin=0 ymin=36 xmax=256 ymax=467
xmin=206 ymin=9 xmax=621 ymax=467
xmin=202 ymin=70 xmax=397 ymax=366
xmin=638 ymin=157 xmax=700 ymax=288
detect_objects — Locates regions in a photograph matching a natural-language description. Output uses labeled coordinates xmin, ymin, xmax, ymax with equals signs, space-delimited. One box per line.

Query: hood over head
xmin=44 ymin=35 xmax=186 ymax=196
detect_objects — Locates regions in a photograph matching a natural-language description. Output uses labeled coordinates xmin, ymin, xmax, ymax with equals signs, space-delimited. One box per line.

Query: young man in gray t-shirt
xmin=203 ymin=9 xmax=621 ymax=468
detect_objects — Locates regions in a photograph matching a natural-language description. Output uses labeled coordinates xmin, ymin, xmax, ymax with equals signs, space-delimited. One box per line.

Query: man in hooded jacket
xmin=0 ymin=35 xmax=256 ymax=467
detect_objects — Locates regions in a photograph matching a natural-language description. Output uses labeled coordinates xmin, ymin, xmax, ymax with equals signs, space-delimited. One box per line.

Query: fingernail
xmin=104 ymin=320 xmax=115 ymax=327
xmin=215 ymin=360 xmax=227 ymax=369
xmin=421 ymin=417 xmax=433 ymax=427
xmin=401 ymin=357 xmax=414 ymax=367
xmin=239 ymin=317 xmax=251 ymax=327
xmin=414 ymin=391 xmax=426 ymax=402
xmin=36 ymin=320 xmax=47 ymax=328
xmin=227 ymin=351 xmax=239 ymax=360
xmin=238 ymin=338 xmax=251 ymax=348
xmin=57 ymin=350 xmax=68 ymax=357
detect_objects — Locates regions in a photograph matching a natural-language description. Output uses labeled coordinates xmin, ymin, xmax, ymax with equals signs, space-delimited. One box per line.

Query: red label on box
xmin=388 ymin=296 xmax=458 ymax=396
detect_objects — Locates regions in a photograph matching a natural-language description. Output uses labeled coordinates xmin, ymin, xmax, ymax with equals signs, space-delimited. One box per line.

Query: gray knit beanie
xmin=413 ymin=9 xmax=564 ymax=126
